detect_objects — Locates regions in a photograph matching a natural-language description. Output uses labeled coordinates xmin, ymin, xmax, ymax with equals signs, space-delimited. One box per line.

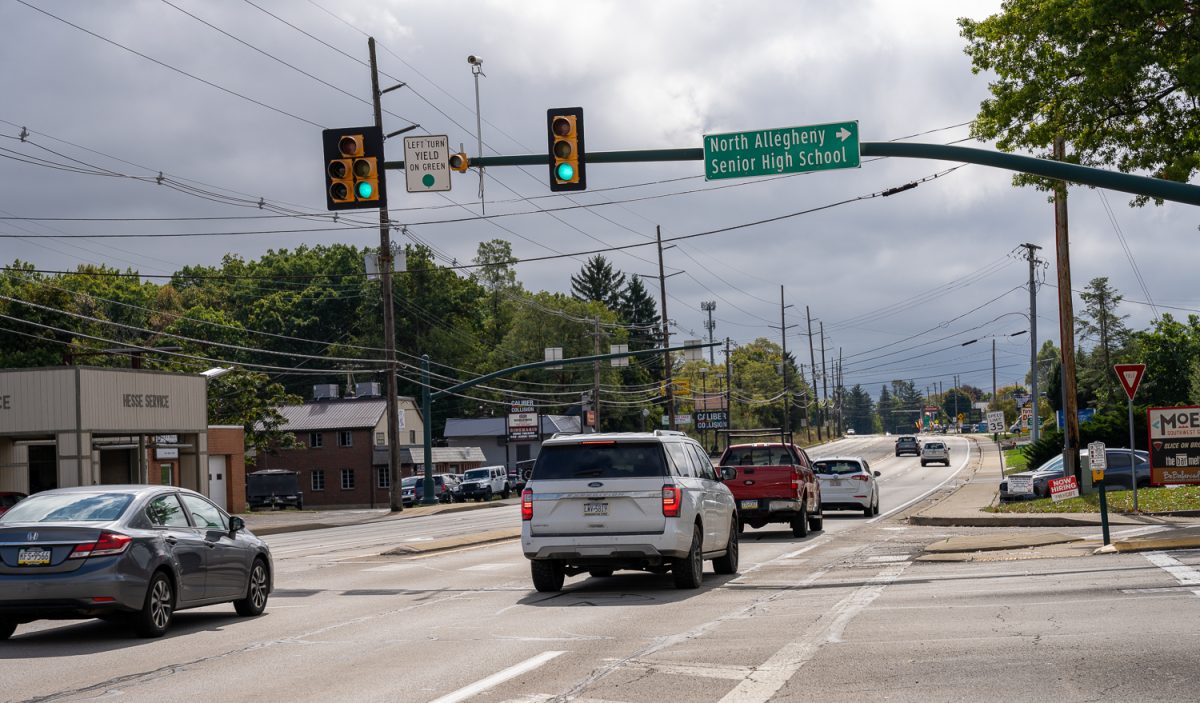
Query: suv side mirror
xmin=229 ymin=515 xmax=245 ymax=534
xmin=720 ymin=466 xmax=736 ymax=481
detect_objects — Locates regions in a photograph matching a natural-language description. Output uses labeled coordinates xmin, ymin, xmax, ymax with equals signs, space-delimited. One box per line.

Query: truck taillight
xmin=521 ymin=488 xmax=533 ymax=520
xmin=662 ymin=485 xmax=682 ymax=517
xmin=791 ymin=469 xmax=801 ymax=492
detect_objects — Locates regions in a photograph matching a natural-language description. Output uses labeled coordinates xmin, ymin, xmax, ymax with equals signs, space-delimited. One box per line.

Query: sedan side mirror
xmin=720 ymin=466 xmax=736 ymax=481
xmin=874 ymin=471 xmax=881 ymax=477
xmin=229 ymin=515 xmax=245 ymax=534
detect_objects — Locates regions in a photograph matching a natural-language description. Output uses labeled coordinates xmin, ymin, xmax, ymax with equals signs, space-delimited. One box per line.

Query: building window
xmin=409 ymin=430 xmax=416 ymax=444
xmin=309 ymin=432 xmax=323 ymax=448
xmin=377 ymin=467 xmax=390 ymax=488
xmin=311 ymin=470 xmax=325 ymax=491
xmin=338 ymin=430 xmax=353 ymax=447
xmin=375 ymin=431 xmax=385 ymax=446
xmin=341 ymin=469 xmax=355 ymax=490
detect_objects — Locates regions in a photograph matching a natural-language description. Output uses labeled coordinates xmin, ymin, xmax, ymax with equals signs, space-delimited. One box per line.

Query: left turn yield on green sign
xmin=404 ymin=134 xmax=451 ymax=192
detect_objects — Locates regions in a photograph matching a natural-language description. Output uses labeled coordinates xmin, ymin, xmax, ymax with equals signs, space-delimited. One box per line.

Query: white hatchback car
xmin=521 ymin=431 xmax=738 ymax=592
xmin=813 ymin=457 xmax=880 ymax=517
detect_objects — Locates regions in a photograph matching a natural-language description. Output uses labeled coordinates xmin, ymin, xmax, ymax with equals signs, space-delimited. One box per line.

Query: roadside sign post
xmin=1114 ymin=364 xmax=1146 ymax=512
xmin=1089 ymin=440 xmax=1110 ymax=545
xmin=987 ymin=411 xmax=1006 ymax=481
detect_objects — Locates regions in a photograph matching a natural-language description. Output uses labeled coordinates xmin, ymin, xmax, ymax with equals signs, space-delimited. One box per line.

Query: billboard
xmin=1148 ymin=406 xmax=1200 ymax=485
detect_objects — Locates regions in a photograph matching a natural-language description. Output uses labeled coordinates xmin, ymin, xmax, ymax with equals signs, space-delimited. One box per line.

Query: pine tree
xmin=570 ymin=255 xmax=626 ymax=310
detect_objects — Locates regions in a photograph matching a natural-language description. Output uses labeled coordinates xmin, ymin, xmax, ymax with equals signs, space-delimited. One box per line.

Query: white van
xmin=458 ymin=465 xmax=510 ymax=501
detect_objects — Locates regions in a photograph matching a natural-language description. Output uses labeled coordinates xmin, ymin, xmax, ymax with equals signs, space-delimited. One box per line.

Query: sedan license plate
xmin=830 ymin=479 xmax=844 ymax=487
xmin=584 ymin=502 xmax=608 ymax=516
xmin=741 ymin=499 xmax=759 ymax=510
xmin=18 ymin=548 xmax=52 ymax=566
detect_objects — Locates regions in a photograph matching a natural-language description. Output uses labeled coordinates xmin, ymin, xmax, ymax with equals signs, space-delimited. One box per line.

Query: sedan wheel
xmin=133 ymin=572 xmax=174 ymax=638
xmin=234 ymin=559 xmax=270 ymax=616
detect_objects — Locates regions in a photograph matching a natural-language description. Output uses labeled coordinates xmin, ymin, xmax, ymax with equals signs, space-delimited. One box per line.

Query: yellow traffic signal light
xmin=448 ymin=152 xmax=470 ymax=173
xmin=547 ymin=107 xmax=586 ymax=191
xmin=322 ymin=126 xmax=387 ymax=210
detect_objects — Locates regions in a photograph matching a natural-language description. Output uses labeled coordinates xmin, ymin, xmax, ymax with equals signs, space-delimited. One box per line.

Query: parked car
xmin=0 ymin=492 xmax=26 ymax=518
xmin=459 ymin=465 xmax=511 ymax=502
xmin=895 ymin=436 xmax=920 ymax=456
xmin=521 ymin=430 xmax=738 ymax=592
xmin=717 ymin=441 xmax=823 ymax=536
xmin=845 ymin=428 xmax=857 ymax=435
xmin=0 ymin=485 xmax=272 ymax=640
xmin=920 ymin=441 xmax=950 ymax=466
xmin=245 ymin=470 xmax=303 ymax=510
xmin=413 ymin=474 xmax=458 ymax=504
xmin=399 ymin=476 xmax=420 ymax=507
xmin=813 ymin=457 xmax=880 ymax=516
xmin=1000 ymin=449 xmax=1150 ymax=501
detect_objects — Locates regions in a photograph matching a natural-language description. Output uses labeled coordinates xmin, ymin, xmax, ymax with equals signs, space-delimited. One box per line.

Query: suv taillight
xmin=69 ymin=531 xmax=132 ymax=559
xmin=521 ymin=488 xmax=533 ymax=520
xmin=662 ymin=485 xmax=682 ymax=517
xmin=851 ymin=474 xmax=870 ymax=482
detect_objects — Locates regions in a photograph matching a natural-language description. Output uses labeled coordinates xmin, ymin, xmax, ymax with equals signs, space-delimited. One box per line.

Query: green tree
xmin=618 ymin=275 xmax=662 ymax=376
xmin=941 ymin=388 xmax=973 ymax=425
xmin=1131 ymin=313 xmax=1200 ymax=407
xmin=471 ymin=239 xmax=522 ymax=348
xmin=844 ymin=384 xmax=875 ymax=434
xmin=207 ymin=368 xmax=302 ymax=463
xmin=960 ymin=2 xmax=1200 ymax=199
xmin=877 ymin=385 xmax=894 ymax=434
xmin=570 ymin=255 xmax=626 ymax=310
xmin=1076 ymin=277 xmax=1130 ymax=407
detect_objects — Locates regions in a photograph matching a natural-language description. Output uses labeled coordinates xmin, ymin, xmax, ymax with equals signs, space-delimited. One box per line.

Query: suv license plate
xmin=584 ymin=502 xmax=608 ymax=516
xmin=18 ymin=548 xmax=52 ymax=566
xmin=741 ymin=499 xmax=758 ymax=510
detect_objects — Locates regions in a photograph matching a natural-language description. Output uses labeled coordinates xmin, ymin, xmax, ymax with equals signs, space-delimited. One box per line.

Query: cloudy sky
xmin=2 ymin=1 xmax=1195 ymax=398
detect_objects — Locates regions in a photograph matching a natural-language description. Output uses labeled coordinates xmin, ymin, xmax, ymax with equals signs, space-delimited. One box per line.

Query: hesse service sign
xmin=1148 ymin=406 xmax=1200 ymax=485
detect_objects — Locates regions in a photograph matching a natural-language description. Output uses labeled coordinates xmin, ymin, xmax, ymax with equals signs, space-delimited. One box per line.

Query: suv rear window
xmin=813 ymin=460 xmax=863 ymax=476
xmin=532 ymin=442 xmax=668 ymax=480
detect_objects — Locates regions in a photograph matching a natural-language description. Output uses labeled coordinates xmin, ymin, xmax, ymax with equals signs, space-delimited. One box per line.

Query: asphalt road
xmin=6 ymin=434 xmax=1200 ymax=702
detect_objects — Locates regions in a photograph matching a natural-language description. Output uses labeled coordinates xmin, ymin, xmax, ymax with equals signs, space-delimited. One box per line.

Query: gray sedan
xmin=0 ymin=485 xmax=272 ymax=640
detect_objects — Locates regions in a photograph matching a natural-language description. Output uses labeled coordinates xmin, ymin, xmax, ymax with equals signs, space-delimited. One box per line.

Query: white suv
xmin=920 ymin=441 xmax=950 ymax=466
xmin=521 ymin=431 xmax=738 ymax=592
xmin=458 ymin=465 xmax=510 ymax=501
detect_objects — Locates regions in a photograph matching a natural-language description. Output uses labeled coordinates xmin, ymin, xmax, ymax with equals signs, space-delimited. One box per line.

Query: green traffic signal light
xmin=357 ymin=181 xmax=374 ymax=198
xmin=555 ymin=162 xmax=575 ymax=181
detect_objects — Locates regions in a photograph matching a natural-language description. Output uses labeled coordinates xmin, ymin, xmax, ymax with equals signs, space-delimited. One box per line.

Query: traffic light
xmin=448 ymin=152 xmax=470 ymax=173
xmin=546 ymin=107 xmax=586 ymax=191
xmin=322 ymin=126 xmax=387 ymax=210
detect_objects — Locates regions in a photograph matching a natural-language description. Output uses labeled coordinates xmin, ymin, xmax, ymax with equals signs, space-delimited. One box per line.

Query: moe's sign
xmin=1148 ymin=406 xmax=1200 ymax=485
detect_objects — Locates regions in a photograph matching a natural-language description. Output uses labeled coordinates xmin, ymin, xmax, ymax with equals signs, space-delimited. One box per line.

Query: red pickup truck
xmin=717 ymin=442 xmax=823 ymax=537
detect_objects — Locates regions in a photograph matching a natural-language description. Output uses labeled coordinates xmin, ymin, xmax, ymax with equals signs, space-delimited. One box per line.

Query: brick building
xmin=255 ymin=386 xmax=427 ymax=509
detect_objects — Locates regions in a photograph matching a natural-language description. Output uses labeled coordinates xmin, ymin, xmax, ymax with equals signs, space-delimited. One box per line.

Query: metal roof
xmin=443 ymin=415 xmax=582 ymax=437
xmin=270 ymin=398 xmax=416 ymax=432
xmin=397 ymin=446 xmax=487 ymax=464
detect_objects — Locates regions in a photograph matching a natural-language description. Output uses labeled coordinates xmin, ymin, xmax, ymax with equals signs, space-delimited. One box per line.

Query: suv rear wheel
xmin=712 ymin=520 xmax=739 ymax=575
xmin=531 ymin=560 xmax=565 ymax=592
xmin=672 ymin=526 xmax=704 ymax=589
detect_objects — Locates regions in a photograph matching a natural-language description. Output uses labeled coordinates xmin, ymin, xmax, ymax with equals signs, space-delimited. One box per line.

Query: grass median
xmin=987 ymin=485 xmax=1200 ymax=513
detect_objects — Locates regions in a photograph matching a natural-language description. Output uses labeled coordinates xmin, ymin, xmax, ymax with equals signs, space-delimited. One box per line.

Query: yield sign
xmin=1114 ymin=363 xmax=1146 ymax=400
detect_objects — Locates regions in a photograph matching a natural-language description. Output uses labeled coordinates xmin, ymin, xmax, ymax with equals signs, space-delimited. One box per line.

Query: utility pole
xmin=593 ymin=316 xmax=601 ymax=432
xmin=369 ymin=38 xmax=403 ymax=512
xmin=701 ymin=301 xmax=717 ymax=365
xmin=1054 ymin=137 xmax=1081 ymax=482
xmin=806 ymin=306 xmax=822 ymax=441
xmin=1019 ymin=242 xmax=1043 ymax=442
xmin=656 ymin=225 xmax=675 ymax=431
xmin=820 ymin=322 xmax=830 ymax=438
xmin=837 ymin=348 xmax=843 ymax=435
xmin=992 ymin=339 xmax=998 ymax=427
xmin=771 ymin=286 xmax=797 ymax=441
xmin=724 ymin=337 xmax=733 ymax=450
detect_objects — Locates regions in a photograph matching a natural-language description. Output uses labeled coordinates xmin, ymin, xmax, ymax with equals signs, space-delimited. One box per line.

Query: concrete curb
xmin=924 ymin=531 xmax=1084 ymax=553
xmin=247 ymin=498 xmax=517 ymax=536
xmin=383 ymin=527 xmax=521 ymax=555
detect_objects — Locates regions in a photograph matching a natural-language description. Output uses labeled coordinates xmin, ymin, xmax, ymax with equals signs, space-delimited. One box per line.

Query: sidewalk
xmin=242 ymin=497 xmax=516 ymax=536
xmin=911 ymin=436 xmax=1200 ymax=554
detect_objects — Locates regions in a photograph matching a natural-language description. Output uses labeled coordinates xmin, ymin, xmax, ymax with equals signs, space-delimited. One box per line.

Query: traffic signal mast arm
xmin=385 ymin=143 xmax=1200 ymax=206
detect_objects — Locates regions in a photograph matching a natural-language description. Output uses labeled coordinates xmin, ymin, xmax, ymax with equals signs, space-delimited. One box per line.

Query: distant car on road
xmin=846 ymin=429 xmax=857 ymax=436
xmin=0 ymin=485 xmax=272 ymax=640
xmin=0 ymin=492 xmax=26 ymax=518
xmin=920 ymin=441 xmax=950 ymax=466
xmin=895 ymin=436 xmax=920 ymax=457
xmin=813 ymin=457 xmax=879 ymax=516
xmin=245 ymin=470 xmax=303 ymax=511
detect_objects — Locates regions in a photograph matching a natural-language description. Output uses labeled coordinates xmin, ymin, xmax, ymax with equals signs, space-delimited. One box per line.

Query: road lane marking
xmin=868 ymin=438 xmax=972 ymax=523
xmin=430 ymin=651 xmax=565 ymax=703
xmin=718 ymin=563 xmax=908 ymax=703
xmin=1144 ymin=552 xmax=1200 ymax=597
xmin=461 ymin=563 xmax=513 ymax=571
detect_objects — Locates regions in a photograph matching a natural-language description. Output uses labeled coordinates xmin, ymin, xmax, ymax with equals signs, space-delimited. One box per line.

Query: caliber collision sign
xmin=1148 ymin=406 xmax=1200 ymax=485
xmin=508 ymin=399 xmax=539 ymax=442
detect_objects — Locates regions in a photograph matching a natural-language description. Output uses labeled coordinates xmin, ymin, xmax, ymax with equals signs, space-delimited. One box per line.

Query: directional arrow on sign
xmin=836 ymin=127 xmax=852 ymax=141
xmin=1114 ymin=363 xmax=1146 ymax=400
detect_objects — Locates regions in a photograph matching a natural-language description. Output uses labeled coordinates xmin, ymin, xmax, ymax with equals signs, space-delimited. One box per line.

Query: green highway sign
xmin=703 ymin=120 xmax=860 ymax=180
